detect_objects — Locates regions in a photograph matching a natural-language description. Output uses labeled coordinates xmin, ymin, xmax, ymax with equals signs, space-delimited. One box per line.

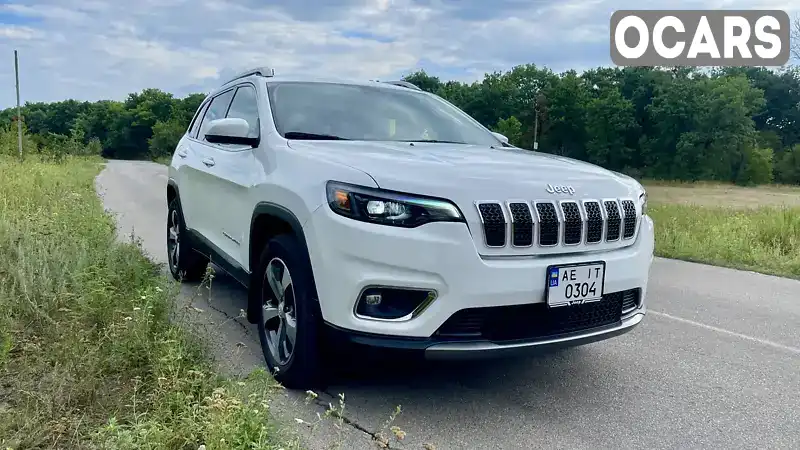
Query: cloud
xmin=0 ymin=0 xmax=797 ymax=108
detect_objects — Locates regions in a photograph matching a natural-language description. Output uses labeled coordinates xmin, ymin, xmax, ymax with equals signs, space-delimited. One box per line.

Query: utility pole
xmin=14 ymin=50 xmax=23 ymax=159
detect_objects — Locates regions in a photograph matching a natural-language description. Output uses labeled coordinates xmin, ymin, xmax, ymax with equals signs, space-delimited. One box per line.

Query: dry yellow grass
xmin=643 ymin=180 xmax=800 ymax=278
xmin=644 ymin=180 xmax=800 ymax=209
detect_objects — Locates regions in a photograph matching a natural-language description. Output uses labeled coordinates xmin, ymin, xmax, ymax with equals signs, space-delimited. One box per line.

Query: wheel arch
xmin=167 ymin=178 xmax=179 ymax=205
xmin=247 ymin=202 xmax=318 ymax=323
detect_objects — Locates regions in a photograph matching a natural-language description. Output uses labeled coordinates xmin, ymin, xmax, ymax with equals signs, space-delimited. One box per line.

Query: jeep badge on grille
xmin=545 ymin=184 xmax=575 ymax=195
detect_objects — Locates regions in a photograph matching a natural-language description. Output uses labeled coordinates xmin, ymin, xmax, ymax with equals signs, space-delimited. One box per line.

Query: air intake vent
xmin=535 ymin=202 xmax=559 ymax=246
xmin=584 ymin=201 xmax=603 ymax=244
xmin=435 ymin=289 xmax=641 ymax=341
xmin=621 ymin=200 xmax=637 ymax=239
xmin=508 ymin=202 xmax=534 ymax=247
xmin=561 ymin=201 xmax=582 ymax=245
xmin=477 ymin=203 xmax=506 ymax=247
xmin=604 ymin=200 xmax=621 ymax=241
xmin=621 ymin=289 xmax=640 ymax=314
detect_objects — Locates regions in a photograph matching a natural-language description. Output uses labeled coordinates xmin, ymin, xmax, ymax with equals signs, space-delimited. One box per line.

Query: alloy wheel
xmin=168 ymin=209 xmax=180 ymax=270
xmin=262 ymin=257 xmax=298 ymax=365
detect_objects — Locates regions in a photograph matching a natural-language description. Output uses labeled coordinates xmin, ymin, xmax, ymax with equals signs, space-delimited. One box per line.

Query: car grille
xmin=435 ymin=289 xmax=640 ymax=342
xmin=475 ymin=198 xmax=640 ymax=249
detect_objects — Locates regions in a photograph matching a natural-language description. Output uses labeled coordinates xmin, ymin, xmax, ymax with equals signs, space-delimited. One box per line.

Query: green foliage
xmin=650 ymin=203 xmax=800 ymax=278
xmin=0 ymin=88 xmax=204 ymax=162
xmin=775 ymin=144 xmax=800 ymax=184
xmin=493 ymin=116 xmax=522 ymax=146
xmin=4 ymin=65 xmax=800 ymax=185
xmin=584 ymin=86 xmax=638 ymax=169
xmin=0 ymin=156 xmax=291 ymax=449
xmin=406 ymin=65 xmax=800 ymax=185
xmin=149 ymin=118 xmax=189 ymax=160
xmin=737 ymin=146 xmax=775 ymax=185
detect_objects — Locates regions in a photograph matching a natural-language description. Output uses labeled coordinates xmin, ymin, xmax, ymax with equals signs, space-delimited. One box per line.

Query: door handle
xmin=202 ymin=157 xmax=216 ymax=167
xmin=177 ymin=148 xmax=188 ymax=158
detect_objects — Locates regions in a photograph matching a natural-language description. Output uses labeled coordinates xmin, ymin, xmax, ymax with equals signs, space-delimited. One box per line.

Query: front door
xmin=181 ymin=87 xmax=236 ymax=254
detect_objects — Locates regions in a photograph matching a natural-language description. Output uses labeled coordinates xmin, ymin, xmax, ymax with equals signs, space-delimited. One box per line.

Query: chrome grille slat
xmin=476 ymin=197 xmax=640 ymax=250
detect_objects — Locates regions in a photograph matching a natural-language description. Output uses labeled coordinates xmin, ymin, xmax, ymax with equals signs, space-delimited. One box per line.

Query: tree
xmin=401 ymin=70 xmax=442 ymax=93
xmin=3 ymin=62 xmax=797 ymax=187
xmin=149 ymin=119 xmax=188 ymax=159
xmin=584 ymin=86 xmax=638 ymax=170
xmin=792 ymin=14 xmax=800 ymax=61
xmin=493 ymin=116 xmax=523 ymax=147
xmin=541 ymin=71 xmax=590 ymax=158
xmin=775 ymin=144 xmax=800 ymax=184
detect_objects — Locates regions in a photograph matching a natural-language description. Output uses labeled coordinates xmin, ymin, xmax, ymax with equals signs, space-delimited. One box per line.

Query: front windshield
xmin=266 ymin=81 xmax=501 ymax=146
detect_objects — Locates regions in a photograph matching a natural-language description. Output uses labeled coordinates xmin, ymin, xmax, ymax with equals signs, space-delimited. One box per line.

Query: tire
xmin=167 ymin=197 xmax=208 ymax=282
xmin=252 ymin=234 xmax=324 ymax=389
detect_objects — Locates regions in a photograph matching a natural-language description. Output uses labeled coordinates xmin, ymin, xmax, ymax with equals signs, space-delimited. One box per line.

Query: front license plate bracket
xmin=544 ymin=261 xmax=606 ymax=308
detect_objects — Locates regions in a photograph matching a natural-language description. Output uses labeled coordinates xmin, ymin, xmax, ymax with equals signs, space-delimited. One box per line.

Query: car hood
xmin=287 ymin=140 xmax=642 ymax=200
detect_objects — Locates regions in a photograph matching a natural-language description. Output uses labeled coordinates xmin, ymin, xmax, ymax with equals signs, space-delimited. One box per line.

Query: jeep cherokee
xmin=166 ymin=67 xmax=654 ymax=389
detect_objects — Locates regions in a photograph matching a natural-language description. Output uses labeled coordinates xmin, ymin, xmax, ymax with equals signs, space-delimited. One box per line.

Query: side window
xmin=188 ymin=102 xmax=209 ymax=138
xmin=226 ymin=85 xmax=259 ymax=138
xmin=197 ymin=89 xmax=235 ymax=142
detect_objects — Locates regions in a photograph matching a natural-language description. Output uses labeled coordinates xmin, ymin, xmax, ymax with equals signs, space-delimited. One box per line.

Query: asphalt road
xmin=96 ymin=160 xmax=800 ymax=450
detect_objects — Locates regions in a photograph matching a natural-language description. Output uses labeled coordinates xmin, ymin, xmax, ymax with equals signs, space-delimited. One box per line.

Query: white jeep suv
xmin=166 ymin=67 xmax=654 ymax=388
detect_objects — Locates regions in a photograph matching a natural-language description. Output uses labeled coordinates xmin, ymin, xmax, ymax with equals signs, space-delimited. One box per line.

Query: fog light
xmin=355 ymin=287 xmax=436 ymax=320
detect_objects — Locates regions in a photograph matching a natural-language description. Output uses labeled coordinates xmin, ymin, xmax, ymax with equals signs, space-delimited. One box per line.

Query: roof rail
xmin=223 ymin=66 xmax=275 ymax=85
xmin=379 ymin=80 xmax=423 ymax=91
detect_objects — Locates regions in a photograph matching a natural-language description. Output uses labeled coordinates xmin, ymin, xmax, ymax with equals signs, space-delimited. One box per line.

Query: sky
xmin=0 ymin=0 xmax=797 ymax=108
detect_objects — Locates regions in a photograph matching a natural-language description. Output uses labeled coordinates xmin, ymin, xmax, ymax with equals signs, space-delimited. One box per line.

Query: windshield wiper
xmin=284 ymin=131 xmax=350 ymax=140
xmin=404 ymin=139 xmax=467 ymax=144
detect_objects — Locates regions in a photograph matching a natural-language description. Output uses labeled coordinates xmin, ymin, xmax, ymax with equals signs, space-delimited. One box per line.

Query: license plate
xmin=545 ymin=262 xmax=605 ymax=307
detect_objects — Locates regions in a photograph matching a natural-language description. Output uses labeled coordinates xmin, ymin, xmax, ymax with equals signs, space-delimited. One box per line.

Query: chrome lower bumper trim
xmin=424 ymin=311 xmax=645 ymax=360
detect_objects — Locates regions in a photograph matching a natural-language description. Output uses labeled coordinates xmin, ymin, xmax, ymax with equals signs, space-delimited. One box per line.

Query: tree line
xmin=2 ymin=65 xmax=800 ymax=185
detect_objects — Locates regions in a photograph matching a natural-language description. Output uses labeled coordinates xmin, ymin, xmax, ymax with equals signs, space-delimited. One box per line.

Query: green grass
xmin=643 ymin=180 xmax=800 ymax=278
xmin=650 ymin=202 xmax=800 ymax=278
xmin=0 ymin=155 xmax=294 ymax=449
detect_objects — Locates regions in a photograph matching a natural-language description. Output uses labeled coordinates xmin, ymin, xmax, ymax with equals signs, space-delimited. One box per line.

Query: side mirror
xmin=205 ymin=118 xmax=259 ymax=147
xmin=491 ymin=131 xmax=509 ymax=144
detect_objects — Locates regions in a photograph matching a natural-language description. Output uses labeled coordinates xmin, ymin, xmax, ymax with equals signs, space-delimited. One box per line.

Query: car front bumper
xmin=303 ymin=204 xmax=654 ymax=344
xmin=323 ymin=310 xmax=645 ymax=359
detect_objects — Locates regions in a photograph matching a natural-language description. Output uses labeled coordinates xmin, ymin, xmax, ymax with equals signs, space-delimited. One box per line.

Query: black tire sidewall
xmin=167 ymin=198 xmax=184 ymax=279
xmin=167 ymin=197 xmax=206 ymax=281
xmin=254 ymin=234 xmax=322 ymax=388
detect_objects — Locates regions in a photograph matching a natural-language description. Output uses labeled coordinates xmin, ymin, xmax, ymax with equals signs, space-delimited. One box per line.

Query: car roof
xmin=211 ymin=73 xmax=423 ymax=97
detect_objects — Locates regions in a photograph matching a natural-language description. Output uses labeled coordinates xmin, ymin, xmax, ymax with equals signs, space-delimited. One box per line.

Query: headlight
xmin=326 ymin=181 xmax=465 ymax=227
xmin=639 ymin=190 xmax=648 ymax=216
